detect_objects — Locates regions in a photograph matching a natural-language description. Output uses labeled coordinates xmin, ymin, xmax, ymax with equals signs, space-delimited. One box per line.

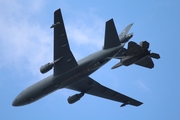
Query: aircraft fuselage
xmin=121 ymin=49 xmax=150 ymax=66
xmin=12 ymin=45 xmax=123 ymax=106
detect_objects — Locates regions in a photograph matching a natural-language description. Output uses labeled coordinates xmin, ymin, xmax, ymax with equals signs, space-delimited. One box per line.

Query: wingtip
xmin=137 ymin=102 xmax=143 ymax=106
xmin=130 ymin=23 xmax=134 ymax=26
xmin=106 ymin=18 xmax=114 ymax=23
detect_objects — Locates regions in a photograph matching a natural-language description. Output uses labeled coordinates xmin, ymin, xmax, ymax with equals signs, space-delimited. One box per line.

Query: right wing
xmin=66 ymin=77 xmax=143 ymax=107
xmin=52 ymin=9 xmax=78 ymax=76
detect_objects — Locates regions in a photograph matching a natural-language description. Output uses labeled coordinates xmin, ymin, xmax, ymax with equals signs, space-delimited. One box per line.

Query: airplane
xmin=112 ymin=41 xmax=160 ymax=69
xmin=119 ymin=23 xmax=133 ymax=43
xmin=12 ymin=8 xmax=143 ymax=107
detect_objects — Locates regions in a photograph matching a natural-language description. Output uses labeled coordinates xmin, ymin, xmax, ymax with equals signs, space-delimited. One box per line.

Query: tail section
xmin=103 ymin=19 xmax=121 ymax=49
xmin=119 ymin=23 xmax=133 ymax=38
xmin=119 ymin=23 xmax=133 ymax=43
xmin=112 ymin=60 xmax=123 ymax=69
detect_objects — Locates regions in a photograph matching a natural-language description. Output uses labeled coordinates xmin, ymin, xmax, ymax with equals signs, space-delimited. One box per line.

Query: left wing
xmin=135 ymin=56 xmax=154 ymax=69
xmin=52 ymin=9 xmax=78 ymax=76
xmin=66 ymin=77 xmax=143 ymax=107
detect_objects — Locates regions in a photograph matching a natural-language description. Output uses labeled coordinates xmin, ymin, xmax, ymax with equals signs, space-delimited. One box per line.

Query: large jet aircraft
xmin=12 ymin=8 xmax=142 ymax=107
xmin=112 ymin=41 xmax=160 ymax=69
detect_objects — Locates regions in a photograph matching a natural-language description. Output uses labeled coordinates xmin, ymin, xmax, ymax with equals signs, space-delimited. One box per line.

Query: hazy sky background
xmin=0 ymin=0 xmax=180 ymax=119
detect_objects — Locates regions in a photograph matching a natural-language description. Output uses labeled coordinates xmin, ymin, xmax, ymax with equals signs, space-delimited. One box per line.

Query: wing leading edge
xmin=66 ymin=77 xmax=143 ymax=107
xmin=135 ymin=56 xmax=154 ymax=68
xmin=52 ymin=9 xmax=78 ymax=76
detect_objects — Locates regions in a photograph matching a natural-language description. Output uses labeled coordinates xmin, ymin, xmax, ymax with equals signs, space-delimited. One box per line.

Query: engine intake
xmin=67 ymin=93 xmax=84 ymax=104
xmin=40 ymin=63 xmax=54 ymax=74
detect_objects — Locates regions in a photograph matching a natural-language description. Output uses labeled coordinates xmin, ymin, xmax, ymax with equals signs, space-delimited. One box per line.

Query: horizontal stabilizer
xmin=150 ymin=53 xmax=160 ymax=59
xmin=135 ymin=57 xmax=154 ymax=69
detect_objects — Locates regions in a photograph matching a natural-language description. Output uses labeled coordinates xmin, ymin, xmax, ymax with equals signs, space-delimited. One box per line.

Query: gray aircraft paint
xmin=12 ymin=9 xmax=144 ymax=107
xmin=112 ymin=41 xmax=160 ymax=69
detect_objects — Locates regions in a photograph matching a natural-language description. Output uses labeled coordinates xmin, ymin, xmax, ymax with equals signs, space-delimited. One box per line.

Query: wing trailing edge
xmin=53 ymin=9 xmax=78 ymax=76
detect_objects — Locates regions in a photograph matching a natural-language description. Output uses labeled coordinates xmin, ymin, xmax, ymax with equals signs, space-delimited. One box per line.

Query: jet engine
xmin=120 ymin=33 xmax=133 ymax=43
xmin=40 ymin=62 xmax=54 ymax=74
xmin=67 ymin=93 xmax=84 ymax=104
xmin=40 ymin=58 xmax=61 ymax=74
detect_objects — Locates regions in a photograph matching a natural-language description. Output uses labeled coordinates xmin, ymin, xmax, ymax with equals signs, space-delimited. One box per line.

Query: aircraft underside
xmin=12 ymin=8 xmax=159 ymax=107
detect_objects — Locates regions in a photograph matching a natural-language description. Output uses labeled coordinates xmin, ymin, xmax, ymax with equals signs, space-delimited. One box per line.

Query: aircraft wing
xmin=113 ymin=48 xmax=127 ymax=59
xmin=135 ymin=56 xmax=154 ymax=69
xmin=66 ymin=77 xmax=143 ymax=107
xmin=53 ymin=9 xmax=78 ymax=76
xmin=127 ymin=41 xmax=141 ymax=55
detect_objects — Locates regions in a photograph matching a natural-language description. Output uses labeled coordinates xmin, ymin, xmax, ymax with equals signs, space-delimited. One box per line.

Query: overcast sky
xmin=0 ymin=0 xmax=180 ymax=120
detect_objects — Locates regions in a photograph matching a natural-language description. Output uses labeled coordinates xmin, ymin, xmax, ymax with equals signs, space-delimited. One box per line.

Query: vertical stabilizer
xmin=103 ymin=19 xmax=120 ymax=49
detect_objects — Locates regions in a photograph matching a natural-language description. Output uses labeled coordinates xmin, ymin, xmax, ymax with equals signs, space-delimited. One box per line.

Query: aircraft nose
xmin=12 ymin=98 xmax=19 ymax=106
xmin=12 ymin=96 xmax=24 ymax=106
xmin=12 ymin=93 xmax=24 ymax=106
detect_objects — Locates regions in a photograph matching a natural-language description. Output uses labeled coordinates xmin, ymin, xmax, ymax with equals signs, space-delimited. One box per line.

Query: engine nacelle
xmin=120 ymin=33 xmax=133 ymax=43
xmin=67 ymin=93 xmax=84 ymax=104
xmin=40 ymin=63 xmax=54 ymax=74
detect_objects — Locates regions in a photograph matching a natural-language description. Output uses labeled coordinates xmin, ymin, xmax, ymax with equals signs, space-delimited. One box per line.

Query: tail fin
xmin=103 ymin=19 xmax=120 ymax=49
xmin=119 ymin=23 xmax=133 ymax=43
xmin=119 ymin=23 xmax=133 ymax=38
